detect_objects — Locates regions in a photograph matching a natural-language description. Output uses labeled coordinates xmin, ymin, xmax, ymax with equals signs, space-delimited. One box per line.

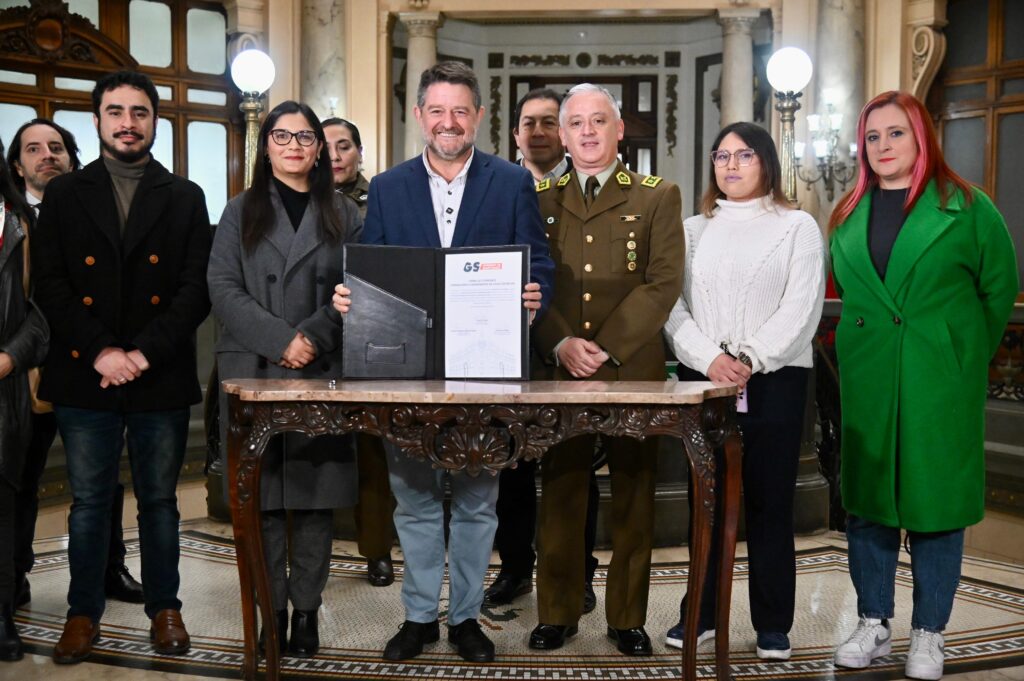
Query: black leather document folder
xmin=342 ymin=243 xmax=530 ymax=380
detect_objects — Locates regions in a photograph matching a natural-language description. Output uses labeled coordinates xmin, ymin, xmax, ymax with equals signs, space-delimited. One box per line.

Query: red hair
xmin=827 ymin=90 xmax=973 ymax=233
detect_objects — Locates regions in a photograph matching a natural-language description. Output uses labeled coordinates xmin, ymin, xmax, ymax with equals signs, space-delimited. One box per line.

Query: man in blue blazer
xmin=349 ymin=62 xmax=553 ymax=664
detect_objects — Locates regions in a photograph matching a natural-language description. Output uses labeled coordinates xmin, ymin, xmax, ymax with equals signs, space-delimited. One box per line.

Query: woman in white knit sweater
xmin=663 ymin=121 xmax=826 ymax=660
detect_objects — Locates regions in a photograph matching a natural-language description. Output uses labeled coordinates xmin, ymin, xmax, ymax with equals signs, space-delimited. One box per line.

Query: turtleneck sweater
xmin=663 ymin=196 xmax=827 ymax=375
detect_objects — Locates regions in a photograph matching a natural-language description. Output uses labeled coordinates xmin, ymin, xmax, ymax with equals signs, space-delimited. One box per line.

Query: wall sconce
xmin=794 ymin=88 xmax=857 ymax=202
xmin=765 ymin=47 xmax=813 ymax=203
xmin=230 ymin=49 xmax=276 ymax=189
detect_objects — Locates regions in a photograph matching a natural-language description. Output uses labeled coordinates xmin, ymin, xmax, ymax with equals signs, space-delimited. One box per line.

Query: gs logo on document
xmin=463 ymin=261 xmax=504 ymax=273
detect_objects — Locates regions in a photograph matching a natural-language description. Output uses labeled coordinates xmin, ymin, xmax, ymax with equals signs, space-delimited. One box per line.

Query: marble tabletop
xmin=222 ymin=378 xmax=737 ymax=404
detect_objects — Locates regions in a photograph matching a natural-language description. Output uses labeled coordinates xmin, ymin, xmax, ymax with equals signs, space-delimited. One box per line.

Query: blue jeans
xmin=385 ymin=444 xmax=499 ymax=626
xmin=55 ymin=406 xmax=189 ymax=621
xmin=846 ymin=514 xmax=964 ymax=632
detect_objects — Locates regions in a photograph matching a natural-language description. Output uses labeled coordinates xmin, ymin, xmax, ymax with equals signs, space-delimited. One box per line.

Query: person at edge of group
xmin=209 ymin=101 xmax=362 ymax=660
xmin=529 ymin=83 xmax=684 ymax=657
xmin=0 ymin=137 xmax=49 ymax=663
xmin=331 ymin=61 xmax=554 ymax=664
xmin=6 ymin=119 xmax=146 ymax=611
xmin=484 ymin=87 xmax=601 ymax=615
xmin=662 ymin=121 xmax=827 ymax=661
xmin=31 ymin=70 xmax=212 ymax=664
xmin=829 ymin=90 xmax=1018 ymax=681
xmin=321 ymin=116 xmax=396 ymax=589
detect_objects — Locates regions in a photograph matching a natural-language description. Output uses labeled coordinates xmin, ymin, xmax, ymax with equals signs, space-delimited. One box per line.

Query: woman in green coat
xmin=828 ymin=91 xmax=1018 ymax=681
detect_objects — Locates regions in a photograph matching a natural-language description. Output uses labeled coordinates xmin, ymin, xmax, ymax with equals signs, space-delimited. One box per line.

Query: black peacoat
xmin=31 ymin=158 xmax=212 ymax=412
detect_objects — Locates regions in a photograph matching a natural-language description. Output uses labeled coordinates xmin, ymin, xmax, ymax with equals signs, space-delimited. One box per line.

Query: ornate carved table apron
xmin=223 ymin=379 xmax=743 ymax=681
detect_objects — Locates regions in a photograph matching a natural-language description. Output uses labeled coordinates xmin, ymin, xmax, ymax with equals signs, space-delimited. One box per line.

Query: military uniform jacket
xmin=338 ymin=173 xmax=370 ymax=220
xmin=533 ymin=162 xmax=684 ymax=380
xmin=31 ymin=158 xmax=212 ymax=411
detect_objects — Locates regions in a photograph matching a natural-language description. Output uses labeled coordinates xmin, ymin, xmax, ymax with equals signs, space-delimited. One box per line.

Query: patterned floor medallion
xmin=13 ymin=528 xmax=1024 ymax=679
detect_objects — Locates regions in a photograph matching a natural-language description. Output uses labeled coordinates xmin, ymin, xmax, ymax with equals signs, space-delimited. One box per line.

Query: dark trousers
xmin=262 ymin=509 xmax=334 ymax=611
xmin=353 ymin=434 xmax=394 ymax=560
xmin=494 ymin=459 xmax=599 ymax=583
xmin=14 ymin=412 xmax=128 ymax=581
xmin=0 ymin=478 xmax=14 ymax=604
xmin=680 ymin=365 xmax=808 ymax=635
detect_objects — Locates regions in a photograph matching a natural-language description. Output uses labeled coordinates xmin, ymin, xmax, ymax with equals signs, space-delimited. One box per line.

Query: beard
xmin=101 ymin=132 xmax=155 ymax=164
xmin=423 ymin=126 xmax=475 ymax=162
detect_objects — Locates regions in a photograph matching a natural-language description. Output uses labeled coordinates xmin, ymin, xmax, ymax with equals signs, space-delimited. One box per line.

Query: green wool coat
xmin=830 ymin=180 xmax=1018 ymax=532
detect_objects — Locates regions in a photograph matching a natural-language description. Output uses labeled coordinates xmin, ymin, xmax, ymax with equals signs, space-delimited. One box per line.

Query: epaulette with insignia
xmin=557 ymin=173 xmax=572 ymax=187
xmin=615 ymin=171 xmax=631 ymax=186
xmin=641 ymin=175 xmax=664 ymax=188
xmin=536 ymin=178 xmax=552 ymax=192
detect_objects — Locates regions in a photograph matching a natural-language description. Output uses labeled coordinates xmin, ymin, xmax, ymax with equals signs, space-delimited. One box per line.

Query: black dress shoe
xmin=258 ymin=609 xmax=288 ymax=656
xmin=13 ymin=575 xmax=29 ymax=609
xmin=105 ymin=564 xmax=145 ymax=603
xmin=529 ymin=623 xmax=578 ymax=650
xmin=583 ymin=582 xmax=597 ymax=614
xmin=607 ymin=626 xmax=653 ymax=656
xmin=383 ymin=620 xmax=439 ymax=660
xmin=0 ymin=604 xmax=24 ymax=662
xmin=448 ymin=619 xmax=495 ymax=662
xmin=367 ymin=556 xmax=394 ymax=587
xmin=289 ymin=609 xmax=319 ymax=658
xmin=483 ymin=573 xmax=532 ymax=606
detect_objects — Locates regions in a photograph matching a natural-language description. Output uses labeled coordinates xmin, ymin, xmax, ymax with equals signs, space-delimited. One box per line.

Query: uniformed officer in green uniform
xmin=323 ymin=117 xmax=394 ymax=587
xmin=529 ymin=83 xmax=684 ymax=656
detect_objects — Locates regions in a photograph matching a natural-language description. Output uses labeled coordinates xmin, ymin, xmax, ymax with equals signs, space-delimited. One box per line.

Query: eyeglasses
xmin=710 ymin=149 xmax=757 ymax=167
xmin=269 ymin=129 xmax=318 ymax=147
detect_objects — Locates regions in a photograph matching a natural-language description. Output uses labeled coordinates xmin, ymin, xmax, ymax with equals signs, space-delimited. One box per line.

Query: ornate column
xmin=301 ymin=0 xmax=347 ymax=119
xmin=398 ymin=11 xmax=443 ymax=158
xmin=717 ymin=8 xmax=760 ymax=126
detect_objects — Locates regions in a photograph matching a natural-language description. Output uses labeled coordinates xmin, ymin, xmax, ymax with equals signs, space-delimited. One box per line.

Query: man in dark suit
xmin=32 ymin=71 xmax=212 ymax=664
xmin=529 ymin=83 xmax=684 ymax=656
xmin=338 ymin=61 xmax=553 ymax=664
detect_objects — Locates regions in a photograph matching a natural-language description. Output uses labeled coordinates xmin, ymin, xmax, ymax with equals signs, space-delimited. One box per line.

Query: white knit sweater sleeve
xmin=663 ymin=217 xmax=725 ymax=376
xmin=738 ymin=211 xmax=827 ymax=373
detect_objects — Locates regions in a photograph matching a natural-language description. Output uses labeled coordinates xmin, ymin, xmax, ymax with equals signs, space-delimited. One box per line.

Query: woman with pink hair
xmin=829 ymin=91 xmax=1018 ymax=680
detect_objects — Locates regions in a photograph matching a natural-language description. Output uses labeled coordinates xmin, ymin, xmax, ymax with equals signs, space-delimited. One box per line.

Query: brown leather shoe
xmin=150 ymin=609 xmax=191 ymax=655
xmin=53 ymin=616 xmax=100 ymax=664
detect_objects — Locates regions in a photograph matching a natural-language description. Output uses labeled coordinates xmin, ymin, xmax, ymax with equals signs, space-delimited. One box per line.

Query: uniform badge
xmin=546 ymin=216 xmax=556 ymax=224
xmin=359 ymin=194 xmax=368 ymax=201
xmin=557 ymin=173 xmax=572 ymax=187
xmin=641 ymin=175 xmax=664 ymax=188
xmin=620 ymin=215 xmax=642 ymax=222
xmin=615 ymin=171 xmax=631 ymax=186
xmin=536 ymin=178 xmax=552 ymax=192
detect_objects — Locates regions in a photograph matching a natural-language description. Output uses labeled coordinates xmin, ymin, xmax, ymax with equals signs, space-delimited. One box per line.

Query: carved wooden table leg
xmin=714 ymin=427 xmax=743 ymax=681
xmin=681 ymin=413 xmax=717 ymax=681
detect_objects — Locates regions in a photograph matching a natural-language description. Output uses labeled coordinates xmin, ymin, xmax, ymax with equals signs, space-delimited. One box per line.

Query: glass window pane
xmin=53 ymin=110 xmax=100 ymax=165
xmin=943 ymin=82 xmax=986 ymax=103
xmin=636 ymin=147 xmax=652 ymax=175
xmin=945 ymin=0 xmax=988 ymax=69
xmin=1004 ymin=0 xmax=1024 ymax=62
xmin=637 ymin=81 xmax=653 ymax=113
xmin=152 ymin=117 xmax=174 ymax=170
xmin=187 ymin=88 xmax=227 ymax=106
xmin=156 ymin=85 xmax=173 ymax=101
xmin=996 ymin=112 xmax=1024 ymax=288
xmin=0 ymin=70 xmax=36 ymax=86
xmin=942 ymin=116 xmax=985 ymax=186
xmin=187 ymin=121 xmax=227 ymax=222
xmin=68 ymin=0 xmax=99 ymax=27
xmin=54 ymin=76 xmax=96 ymax=92
xmin=0 ymin=103 xmax=39 ymax=159
xmin=1002 ymin=78 xmax=1024 ymax=97
xmin=0 ymin=0 xmax=29 ymax=8
xmin=186 ymin=8 xmax=226 ymax=74
xmin=129 ymin=0 xmax=172 ymax=68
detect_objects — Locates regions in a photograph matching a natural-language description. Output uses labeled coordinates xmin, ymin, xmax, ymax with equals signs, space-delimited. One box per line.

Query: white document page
xmin=444 ymin=250 xmax=524 ymax=378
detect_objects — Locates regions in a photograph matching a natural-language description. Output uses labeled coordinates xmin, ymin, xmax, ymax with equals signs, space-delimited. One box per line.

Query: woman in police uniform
xmin=323 ymin=118 xmax=369 ymax=217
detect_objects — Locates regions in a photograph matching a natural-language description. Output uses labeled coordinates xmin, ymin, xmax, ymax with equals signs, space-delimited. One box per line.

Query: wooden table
xmin=223 ymin=379 xmax=743 ymax=681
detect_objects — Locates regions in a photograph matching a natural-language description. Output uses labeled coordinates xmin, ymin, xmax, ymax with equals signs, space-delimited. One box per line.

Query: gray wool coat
xmin=209 ymin=186 xmax=362 ymax=511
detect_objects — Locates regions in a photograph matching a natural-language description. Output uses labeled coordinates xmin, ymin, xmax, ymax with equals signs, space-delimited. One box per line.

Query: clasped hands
xmin=332 ymin=281 xmax=543 ymax=324
xmin=94 ymin=347 xmax=150 ymax=388
xmin=557 ymin=337 xmax=609 ymax=379
xmin=707 ymin=352 xmax=752 ymax=389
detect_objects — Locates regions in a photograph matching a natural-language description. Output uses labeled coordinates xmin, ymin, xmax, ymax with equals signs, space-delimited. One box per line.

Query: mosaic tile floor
xmin=4 ymin=520 xmax=1024 ymax=680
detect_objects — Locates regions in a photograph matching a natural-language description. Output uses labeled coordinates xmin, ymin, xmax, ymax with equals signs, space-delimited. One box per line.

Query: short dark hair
xmin=512 ymin=88 xmax=562 ymax=133
xmin=700 ymin=121 xmax=790 ymax=216
xmin=6 ymin=118 xmax=82 ymax=192
xmin=92 ymin=70 xmax=160 ymax=118
xmin=416 ymin=61 xmax=481 ymax=110
xmin=321 ymin=117 xmax=362 ymax=149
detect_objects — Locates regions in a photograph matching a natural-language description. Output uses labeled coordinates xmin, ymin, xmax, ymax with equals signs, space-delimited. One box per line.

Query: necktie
xmin=584 ymin=175 xmax=600 ymax=209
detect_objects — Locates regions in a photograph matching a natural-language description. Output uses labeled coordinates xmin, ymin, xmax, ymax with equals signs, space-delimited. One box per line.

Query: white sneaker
xmin=834 ymin=617 xmax=892 ymax=669
xmin=664 ymin=623 xmax=715 ymax=650
xmin=905 ymin=629 xmax=944 ymax=680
